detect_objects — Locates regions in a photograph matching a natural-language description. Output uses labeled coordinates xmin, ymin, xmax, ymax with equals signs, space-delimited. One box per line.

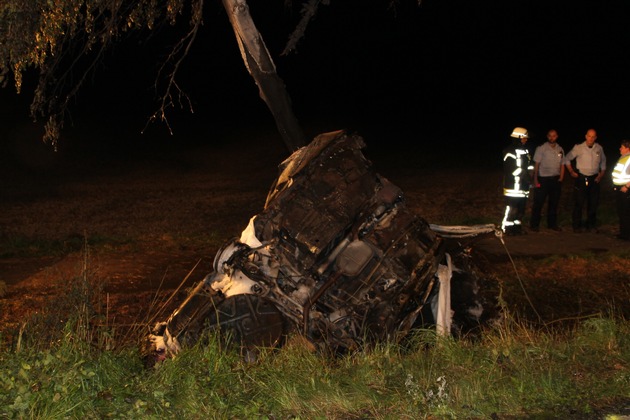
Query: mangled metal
xmin=146 ymin=130 xmax=498 ymax=363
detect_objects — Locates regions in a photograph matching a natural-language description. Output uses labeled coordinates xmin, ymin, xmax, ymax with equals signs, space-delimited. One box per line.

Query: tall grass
xmin=0 ymin=253 xmax=628 ymax=419
xmin=1 ymin=317 xmax=628 ymax=418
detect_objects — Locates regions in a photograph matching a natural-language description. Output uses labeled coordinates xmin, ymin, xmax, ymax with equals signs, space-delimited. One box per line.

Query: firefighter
xmin=501 ymin=127 xmax=534 ymax=235
xmin=611 ymin=139 xmax=630 ymax=240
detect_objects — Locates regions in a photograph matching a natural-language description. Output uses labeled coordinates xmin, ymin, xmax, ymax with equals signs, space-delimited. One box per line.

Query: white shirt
xmin=563 ymin=142 xmax=606 ymax=176
xmin=534 ymin=142 xmax=564 ymax=177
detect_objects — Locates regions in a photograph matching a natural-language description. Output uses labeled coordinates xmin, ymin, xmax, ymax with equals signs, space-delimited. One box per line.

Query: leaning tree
xmin=0 ymin=0 xmax=416 ymax=152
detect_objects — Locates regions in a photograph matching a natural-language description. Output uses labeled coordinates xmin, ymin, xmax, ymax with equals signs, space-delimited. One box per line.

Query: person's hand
xmin=595 ymin=175 xmax=603 ymax=183
xmin=622 ymin=185 xmax=629 ymax=193
xmin=568 ymin=170 xmax=578 ymax=178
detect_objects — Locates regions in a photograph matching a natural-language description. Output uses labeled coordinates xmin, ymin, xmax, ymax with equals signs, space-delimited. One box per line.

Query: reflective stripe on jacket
xmin=612 ymin=154 xmax=630 ymax=186
xmin=503 ymin=146 xmax=531 ymax=197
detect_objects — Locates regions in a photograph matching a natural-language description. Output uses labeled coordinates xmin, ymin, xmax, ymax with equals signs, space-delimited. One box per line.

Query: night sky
xmin=2 ymin=0 xmax=630 ymax=166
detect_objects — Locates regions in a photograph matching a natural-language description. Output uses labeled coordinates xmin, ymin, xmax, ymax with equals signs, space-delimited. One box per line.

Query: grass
xmin=1 ymin=317 xmax=628 ymax=418
xmin=0 ymin=252 xmax=628 ymax=419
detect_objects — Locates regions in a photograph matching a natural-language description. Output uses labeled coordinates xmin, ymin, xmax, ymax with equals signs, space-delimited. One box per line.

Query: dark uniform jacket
xmin=502 ymin=139 xmax=532 ymax=198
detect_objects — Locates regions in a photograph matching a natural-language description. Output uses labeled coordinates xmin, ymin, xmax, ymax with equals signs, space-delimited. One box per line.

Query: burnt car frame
xmin=146 ymin=130 xmax=498 ymax=363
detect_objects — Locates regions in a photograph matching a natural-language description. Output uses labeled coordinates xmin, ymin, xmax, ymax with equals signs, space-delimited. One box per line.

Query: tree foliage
xmin=1 ymin=0 xmax=203 ymax=149
xmin=0 ymin=0 xmax=414 ymax=149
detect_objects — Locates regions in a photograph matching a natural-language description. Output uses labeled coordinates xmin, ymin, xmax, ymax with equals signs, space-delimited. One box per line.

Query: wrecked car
xmin=146 ymin=130 xmax=499 ymax=363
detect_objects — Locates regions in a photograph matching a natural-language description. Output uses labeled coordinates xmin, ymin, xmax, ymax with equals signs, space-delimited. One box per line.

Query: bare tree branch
xmin=145 ymin=0 xmax=204 ymax=135
xmin=282 ymin=0 xmax=328 ymax=56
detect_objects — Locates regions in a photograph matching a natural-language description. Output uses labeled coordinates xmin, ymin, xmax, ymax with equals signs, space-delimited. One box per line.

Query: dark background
xmin=2 ymin=0 xmax=630 ymax=169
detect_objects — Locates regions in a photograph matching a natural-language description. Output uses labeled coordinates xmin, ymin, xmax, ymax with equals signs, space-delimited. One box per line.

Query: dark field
xmin=1 ymin=125 xmax=629 ymax=338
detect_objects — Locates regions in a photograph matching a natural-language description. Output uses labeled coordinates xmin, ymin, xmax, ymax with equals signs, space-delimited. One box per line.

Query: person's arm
xmin=564 ymin=147 xmax=578 ymax=178
xmin=565 ymin=163 xmax=578 ymax=178
xmin=595 ymin=146 xmax=606 ymax=183
xmin=559 ymin=160 xmax=565 ymax=182
xmin=596 ymin=169 xmax=605 ymax=183
xmin=533 ymin=162 xmax=540 ymax=186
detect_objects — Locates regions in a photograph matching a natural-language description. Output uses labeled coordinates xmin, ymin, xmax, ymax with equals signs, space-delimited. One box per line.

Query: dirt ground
xmin=1 ymin=129 xmax=629 ymax=341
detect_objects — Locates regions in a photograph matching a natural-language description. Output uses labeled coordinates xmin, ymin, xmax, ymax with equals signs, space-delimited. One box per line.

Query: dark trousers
xmin=572 ymin=174 xmax=600 ymax=230
xmin=616 ymin=190 xmax=630 ymax=239
xmin=530 ymin=176 xmax=561 ymax=229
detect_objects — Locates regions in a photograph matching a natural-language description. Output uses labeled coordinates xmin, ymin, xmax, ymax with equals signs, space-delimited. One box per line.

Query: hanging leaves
xmin=0 ymin=0 xmax=197 ymax=147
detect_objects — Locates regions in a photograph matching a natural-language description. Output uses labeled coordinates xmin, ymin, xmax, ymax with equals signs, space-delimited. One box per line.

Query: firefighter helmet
xmin=510 ymin=127 xmax=529 ymax=139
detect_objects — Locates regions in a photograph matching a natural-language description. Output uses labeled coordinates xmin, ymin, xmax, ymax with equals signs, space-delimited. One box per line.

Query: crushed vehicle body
xmin=146 ymin=130 xmax=498 ymax=363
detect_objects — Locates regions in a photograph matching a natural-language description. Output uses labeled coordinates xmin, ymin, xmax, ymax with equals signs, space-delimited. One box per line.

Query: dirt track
xmin=474 ymin=225 xmax=630 ymax=260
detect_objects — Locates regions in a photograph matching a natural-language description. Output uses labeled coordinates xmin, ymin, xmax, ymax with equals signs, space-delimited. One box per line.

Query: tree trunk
xmin=222 ymin=0 xmax=307 ymax=152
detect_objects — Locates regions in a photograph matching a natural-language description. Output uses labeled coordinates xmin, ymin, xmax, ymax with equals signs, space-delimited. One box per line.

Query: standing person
xmin=530 ymin=129 xmax=565 ymax=232
xmin=564 ymin=128 xmax=607 ymax=232
xmin=611 ymin=139 xmax=630 ymax=240
xmin=501 ymin=127 xmax=533 ymax=235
